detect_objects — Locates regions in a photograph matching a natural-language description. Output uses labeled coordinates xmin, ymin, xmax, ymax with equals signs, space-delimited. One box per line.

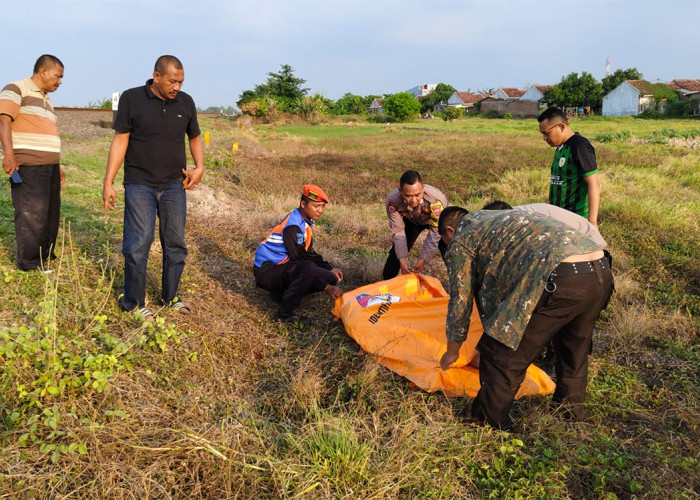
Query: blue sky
xmin=2 ymin=0 xmax=697 ymax=108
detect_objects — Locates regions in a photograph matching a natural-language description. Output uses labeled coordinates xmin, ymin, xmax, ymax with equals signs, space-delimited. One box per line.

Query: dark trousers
xmin=10 ymin=164 xmax=61 ymax=271
xmin=382 ymin=218 xmax=446 ymax=280
xmin=254 ymin=260 xmax=338 ymax=314
xmin=471 ymin=262 xmax=614 ymax=429
xmin=120 ymin=182 xmax=187 ymax=310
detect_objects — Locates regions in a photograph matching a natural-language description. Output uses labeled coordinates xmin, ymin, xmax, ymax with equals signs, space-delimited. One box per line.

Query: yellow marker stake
xmin=204 ymin=131 xmax=210 ymax=146
xmin=232 ymin=142 xmax=239 ymax=153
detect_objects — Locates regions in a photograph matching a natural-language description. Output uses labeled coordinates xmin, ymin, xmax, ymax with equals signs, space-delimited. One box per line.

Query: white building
xmin=446 ymin=91 xmax=489 ymax=108
xmin=491 ymin=87 xmax=526 ymax=99
xmin=368 ymin=98 xmax=384 ymax=114
xmin=602 ymin=80 xmax=657 ymax=117
xmin=405 ymin=84 xmax=437 ymax=98
xmin=520 ymin=84 xmax=552 ymax=103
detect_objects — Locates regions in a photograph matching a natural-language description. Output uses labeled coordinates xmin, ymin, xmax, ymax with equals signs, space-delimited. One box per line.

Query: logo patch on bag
xmin=356 ymin=293 xmax=401 ymax=308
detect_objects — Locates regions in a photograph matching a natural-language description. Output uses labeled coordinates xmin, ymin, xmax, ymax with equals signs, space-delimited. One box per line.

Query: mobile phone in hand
xmin=10 ymin=171 xmax=22 ymax=184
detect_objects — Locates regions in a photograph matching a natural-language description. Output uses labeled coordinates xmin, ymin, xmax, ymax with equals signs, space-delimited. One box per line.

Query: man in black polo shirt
xmin=102 ymin=55 xmax=204 ymax=319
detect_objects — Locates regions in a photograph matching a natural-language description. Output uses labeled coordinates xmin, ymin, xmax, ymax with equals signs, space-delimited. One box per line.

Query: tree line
xmin=231 ymin=65 xmax=697 ymax=122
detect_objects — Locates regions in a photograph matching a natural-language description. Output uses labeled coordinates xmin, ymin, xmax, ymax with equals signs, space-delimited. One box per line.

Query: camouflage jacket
xmin=386 ymin=184 xmax=448 ymax=263
xmin=445 ymin=210 xmax=603 ymax=350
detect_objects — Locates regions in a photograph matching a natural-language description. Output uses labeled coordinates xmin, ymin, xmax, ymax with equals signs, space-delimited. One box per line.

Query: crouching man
xmin=438 ymin=206 xmax=614 ymax=430
xmin=253 ymin=185 xmax=343 ymax=323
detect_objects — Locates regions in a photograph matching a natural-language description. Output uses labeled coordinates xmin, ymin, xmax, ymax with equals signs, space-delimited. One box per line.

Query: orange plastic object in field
xmin=331 ymin=274 xmax=555 ymax=399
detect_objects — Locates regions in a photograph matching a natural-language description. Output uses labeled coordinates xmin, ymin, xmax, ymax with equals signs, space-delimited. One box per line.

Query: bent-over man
xmin=438 ymin=207 xmax=614 ymax=430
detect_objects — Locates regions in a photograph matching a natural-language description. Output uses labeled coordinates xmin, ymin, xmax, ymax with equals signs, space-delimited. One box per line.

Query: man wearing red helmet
xmin=253 ymin=184 xmax=343 ymax=323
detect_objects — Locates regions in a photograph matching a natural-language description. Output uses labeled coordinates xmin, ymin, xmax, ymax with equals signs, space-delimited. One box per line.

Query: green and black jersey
xmin=549 ymin=133 xmax=597 ymax=218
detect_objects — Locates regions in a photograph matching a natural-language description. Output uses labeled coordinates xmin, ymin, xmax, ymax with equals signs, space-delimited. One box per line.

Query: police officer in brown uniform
xmin=383 ymin=170 xmax=448 ymax=280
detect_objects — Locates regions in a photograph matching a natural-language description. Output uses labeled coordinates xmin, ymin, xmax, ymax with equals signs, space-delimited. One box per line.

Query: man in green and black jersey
xmin=538 ymin=107 xmax=600 ymax=227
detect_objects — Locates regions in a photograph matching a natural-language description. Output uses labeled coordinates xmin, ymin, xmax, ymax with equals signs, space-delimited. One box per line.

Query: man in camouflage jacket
xmin=438 ymin=207 xmax=614 ymax=430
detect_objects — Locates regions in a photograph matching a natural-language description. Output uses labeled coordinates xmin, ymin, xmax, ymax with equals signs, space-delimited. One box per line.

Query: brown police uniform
xmin=383 ymin=184 xmax=448 ymax=279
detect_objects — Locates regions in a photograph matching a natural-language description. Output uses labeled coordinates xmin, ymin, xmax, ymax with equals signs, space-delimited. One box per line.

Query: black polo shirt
xmin=113 ymin=79 xmax=200 ymax=187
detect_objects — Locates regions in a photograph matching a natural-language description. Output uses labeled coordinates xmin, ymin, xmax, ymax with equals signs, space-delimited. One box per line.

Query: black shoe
xmin=275 ymin=308 xmax=310 ymax=327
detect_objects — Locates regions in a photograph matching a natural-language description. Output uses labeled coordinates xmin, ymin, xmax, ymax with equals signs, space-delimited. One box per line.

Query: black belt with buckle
xmin=552 ymin=257 xmax=609 ymax=277
xmin=545 ymin=257 xmax=610 ymax=292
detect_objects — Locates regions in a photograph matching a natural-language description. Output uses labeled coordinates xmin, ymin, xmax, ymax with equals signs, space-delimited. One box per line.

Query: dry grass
xmin=0 ymin=113 xmax=698 ymax=498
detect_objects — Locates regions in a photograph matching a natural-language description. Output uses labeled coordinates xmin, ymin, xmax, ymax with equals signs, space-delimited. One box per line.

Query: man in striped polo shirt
xmin=537 ymin=107 xmax=600 ymax=227
xmin=0 ymin=55 xmax=65 ymax=271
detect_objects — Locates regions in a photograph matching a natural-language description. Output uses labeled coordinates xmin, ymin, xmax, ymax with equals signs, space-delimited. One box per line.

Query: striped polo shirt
xmin=0 ymin=77 xmax=60 ymax=165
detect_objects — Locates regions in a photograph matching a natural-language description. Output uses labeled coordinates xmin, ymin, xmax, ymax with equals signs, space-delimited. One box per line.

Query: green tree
xmin=236 ymin=90 xmax=259 ymax=109
xmin=544 ymin=72 xmax=604 ymax=112
xmin=602 ymin=68 xmax=643 ymax=95
xmin=383 ymin=92 xmax=421 ymax=121
xmin=237 ymin=64 xmax=309 ymax=114
xmin=419 ymin=83 xmax=457 ymax=112
xmin=334 ymin=93 xmax=366 ymax=115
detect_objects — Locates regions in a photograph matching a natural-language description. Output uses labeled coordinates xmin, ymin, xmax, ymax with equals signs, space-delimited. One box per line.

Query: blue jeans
xmin=121 ymin=182 xmax=187 ymax=310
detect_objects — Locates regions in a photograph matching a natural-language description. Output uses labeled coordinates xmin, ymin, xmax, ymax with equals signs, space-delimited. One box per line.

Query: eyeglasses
xmin=541 ymin=120 xmax=568 ymax=136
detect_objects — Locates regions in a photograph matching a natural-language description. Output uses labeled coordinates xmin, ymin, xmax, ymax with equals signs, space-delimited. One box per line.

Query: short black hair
xmin=399 ymin=170 xmax=422 ymax=188
xmin=33 ymin=54 xmax=63 ymax=74
xmin=482 ymin=200 xmax=513 ymax=210
xmin=438 ymin=206 xmax=469 ymax=236
xmin=154 ymin=55 xmax=183 ymax=74
xmin=537 ymin=107 xmax=567 ymax=123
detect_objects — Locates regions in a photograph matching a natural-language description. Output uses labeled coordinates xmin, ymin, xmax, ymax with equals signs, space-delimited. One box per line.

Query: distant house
xmin=368 ymin=98 xmax=384 ymax=115
xmin=405 ymin=84 xmax=437 ymax=98
xmin=668 ymin=79 xmax=700 ymax=115
xmin=492 ymin=87 xmax=526 ymax=99
xmin=602 ymin=80 xmax=660 ymax=117
xmin=446 ymin=91 xmax=490 ymax=111
xmin=667 ymin=79 xmax=700 ymax=99
xmin=520 ymin=85 xmax=552 ymax=109
xmin=480 ymin=96 xmax=538 ymax=118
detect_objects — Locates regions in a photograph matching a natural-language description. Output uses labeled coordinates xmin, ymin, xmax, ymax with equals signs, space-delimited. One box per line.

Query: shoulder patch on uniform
xmin=388 ymin=202 xmax=397 ymax=213
xmin=429 ymin=201 xmax=444 ymax=227
xmin=296 ymin=232 xmax=304 ymax=245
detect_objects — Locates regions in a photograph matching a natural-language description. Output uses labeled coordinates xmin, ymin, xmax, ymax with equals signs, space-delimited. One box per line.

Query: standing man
xmin=103 ymin=55 xmax=204 ymax=318
xmin=438 ymin=207 xmax=614 ymax=430
xmin=0 ymin=55 xmax=65 ymax=271
xmin=383 ymin=169 xmax=448 ymax=280
xmin=538 ymin=107 xmax=600 ymax=226
xmin=253 ymin=184 xmax=343 ymax=324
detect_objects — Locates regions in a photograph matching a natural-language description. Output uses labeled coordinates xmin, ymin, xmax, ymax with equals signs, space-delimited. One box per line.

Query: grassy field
xmin=0 ymin=114 xmax=698 ymax=498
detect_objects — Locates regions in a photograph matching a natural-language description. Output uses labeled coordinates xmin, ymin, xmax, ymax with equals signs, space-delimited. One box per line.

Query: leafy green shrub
xmin=594 ymin=130 xmax=632 ymax=143
xmin=383 ymin=92 xmax=421 ymax=122
xmin=484 ymin=109 xmax=503 ymax=119
xmin=644 ymin=128 xmax=700 ymax=144
xmin=442 ymin=107 xmax=461 ymax=121
xmin=664 ymin=99 xmax=699 ymax=118
xmin=298 ymin=94 xmax=332 ymax=123
xmin=504 ymin=112 xmax=512 ymax=119
xmin=239 ymin=96 xmax=278 ymax=118
xmin=636 ymin=109 xmax=663 ymax=119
